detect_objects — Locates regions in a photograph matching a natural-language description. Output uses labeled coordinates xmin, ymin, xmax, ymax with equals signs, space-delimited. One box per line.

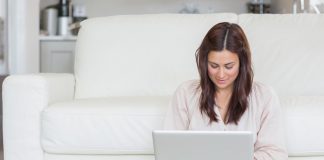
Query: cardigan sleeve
xmin=163 ymin=83 xmax=190 ymax=130
xmin=254 ymin=87 xmax=288 ymax=160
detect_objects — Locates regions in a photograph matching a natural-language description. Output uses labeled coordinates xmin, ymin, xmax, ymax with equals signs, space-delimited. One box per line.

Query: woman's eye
xmin=211 ymin=65 xmax=218 ymax=68
xmin=225 ymin=66 xmax=233 ymax=69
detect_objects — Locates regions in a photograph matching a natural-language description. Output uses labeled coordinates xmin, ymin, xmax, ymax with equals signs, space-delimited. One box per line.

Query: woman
xmin=164 ymin=22 xmax=288 ymax=160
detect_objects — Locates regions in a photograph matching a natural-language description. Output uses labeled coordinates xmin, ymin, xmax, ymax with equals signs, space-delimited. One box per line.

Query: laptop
xmin=152 ymin=130 xmax=253 ymax=160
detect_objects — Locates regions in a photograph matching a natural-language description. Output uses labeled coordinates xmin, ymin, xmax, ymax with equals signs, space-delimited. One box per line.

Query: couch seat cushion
xmin=41 ymin=96 xmax=170 ymax=155
xmin=282 ymin=96 xmax=324 ymax=156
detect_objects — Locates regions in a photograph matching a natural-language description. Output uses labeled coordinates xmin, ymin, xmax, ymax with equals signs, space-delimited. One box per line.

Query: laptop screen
xmin=153 ymin=130 xmax=253 ymax=160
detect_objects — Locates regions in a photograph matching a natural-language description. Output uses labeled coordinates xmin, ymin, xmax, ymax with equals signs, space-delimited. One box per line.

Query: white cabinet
xmin=40 ymin=36 xmax=76 ymax=73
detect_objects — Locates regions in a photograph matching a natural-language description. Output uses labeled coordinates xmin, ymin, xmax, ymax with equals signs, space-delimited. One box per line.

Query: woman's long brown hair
xmin=195 ymin=22 xmax=253 ymax=125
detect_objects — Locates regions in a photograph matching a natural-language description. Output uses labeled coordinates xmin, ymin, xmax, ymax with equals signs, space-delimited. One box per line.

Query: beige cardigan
xmin=164 ymin=80 xmax=288 ymax=160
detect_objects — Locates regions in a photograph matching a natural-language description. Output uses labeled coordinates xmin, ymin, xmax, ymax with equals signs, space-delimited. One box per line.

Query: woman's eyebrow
xmin=225 ymin=62 xmax=235 ymax=65
xmin=208 ymin=61 xmax=218 ymax=65
xmin=208 ymin=61 xmax=235 ymax=65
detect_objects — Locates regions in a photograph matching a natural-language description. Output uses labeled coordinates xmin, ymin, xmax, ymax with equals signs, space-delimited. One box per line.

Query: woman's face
xmin=207 ymin=49 xmax=240 ymax=92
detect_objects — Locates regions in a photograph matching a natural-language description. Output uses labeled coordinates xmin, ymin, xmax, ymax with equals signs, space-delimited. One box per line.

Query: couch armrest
xmin=2 ymin=73 xmax=75 ymax=160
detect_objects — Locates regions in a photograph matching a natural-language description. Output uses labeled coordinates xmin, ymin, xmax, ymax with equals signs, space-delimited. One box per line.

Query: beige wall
xmin=41 ymin=0 xmax=258 ymax=17
xmin=8 ymin=0 xmax=40 ymax=74
xmin=78 ymin=0 xmax=251 ymax=17
xmin=40 ymin=0 xmax=324 ymax=17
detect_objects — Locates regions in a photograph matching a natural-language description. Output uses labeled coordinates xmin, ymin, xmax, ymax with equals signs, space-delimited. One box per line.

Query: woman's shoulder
xmin=250 ymin=81 xmax=280 ymax=108
xmin=251 ymin=81 xmax=277 ymax=97
xmin=177 ymin=79 xmax=200 ymax=91
xmin=174 ymin=79 xmax=201 ymax=97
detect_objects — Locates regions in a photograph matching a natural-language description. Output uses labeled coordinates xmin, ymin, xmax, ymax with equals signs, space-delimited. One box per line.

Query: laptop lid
xmin=153 ymin=130 xmax=253 ymax=160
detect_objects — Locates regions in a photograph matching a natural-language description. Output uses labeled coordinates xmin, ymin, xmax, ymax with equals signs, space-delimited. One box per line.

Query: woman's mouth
xmin=217 ymin=79 xmax=226 ymax=84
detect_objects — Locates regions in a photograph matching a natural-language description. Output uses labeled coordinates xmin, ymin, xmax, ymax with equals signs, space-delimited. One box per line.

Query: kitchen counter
xmin=39 ymin=35 xmax=77 ymax=41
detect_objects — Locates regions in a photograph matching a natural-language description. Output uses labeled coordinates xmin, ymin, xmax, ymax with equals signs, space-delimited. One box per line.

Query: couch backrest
xmin=239 ymin=14 xmax=324 ymax=97
xmin=74 ymin=13 xmax=238 ymax=99
xmin=75 ymin=13 xmax=324 ymax=99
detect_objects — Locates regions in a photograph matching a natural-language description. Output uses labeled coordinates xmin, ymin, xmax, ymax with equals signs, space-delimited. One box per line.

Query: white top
xmin=164 ymin=80 xmax=288 ymax=160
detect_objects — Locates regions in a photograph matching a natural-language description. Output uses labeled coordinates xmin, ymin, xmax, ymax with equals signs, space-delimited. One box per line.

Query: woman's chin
xmin=215 ymin=82 xmax=233 ymax=91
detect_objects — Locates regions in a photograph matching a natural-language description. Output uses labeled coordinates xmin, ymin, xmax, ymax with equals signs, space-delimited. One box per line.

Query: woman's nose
xmin=218 ymin=68 xmax=225 ymax=78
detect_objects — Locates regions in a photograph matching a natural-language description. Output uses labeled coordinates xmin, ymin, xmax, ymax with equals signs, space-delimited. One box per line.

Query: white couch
xmin=3 ymin=13 xmax=324 ymax=160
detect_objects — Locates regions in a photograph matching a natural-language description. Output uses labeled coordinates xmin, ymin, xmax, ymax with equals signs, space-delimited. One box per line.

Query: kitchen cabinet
xmin=40 ymin=36 xmax=76 ymax=73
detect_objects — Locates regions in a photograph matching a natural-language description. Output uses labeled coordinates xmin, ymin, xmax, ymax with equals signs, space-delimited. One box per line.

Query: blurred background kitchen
xmin=39 ymin=0 xmax=324 ymax=38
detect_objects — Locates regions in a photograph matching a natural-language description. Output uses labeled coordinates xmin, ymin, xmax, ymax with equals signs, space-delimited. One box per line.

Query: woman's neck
xmin=215 ymin=88 xmax=233 ymax=123
xmin=216 ymin=87 xmax=233 ymax=99
xmin=215 ymin=87 xmax=233 ymax=108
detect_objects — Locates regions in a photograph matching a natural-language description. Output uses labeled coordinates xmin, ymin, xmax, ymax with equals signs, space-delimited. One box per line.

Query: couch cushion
xmin=238 ymin=14 xmax=324 ymax=97
xmin=282 ymin=96 xmax=324 ymax=156
xmin=42 ymin=96 xmax=324 ymax=156
xmin=41 ymin=97 xmax=170 ymax=154
xmin=74 ymin=13 xmax=238 ymax=98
